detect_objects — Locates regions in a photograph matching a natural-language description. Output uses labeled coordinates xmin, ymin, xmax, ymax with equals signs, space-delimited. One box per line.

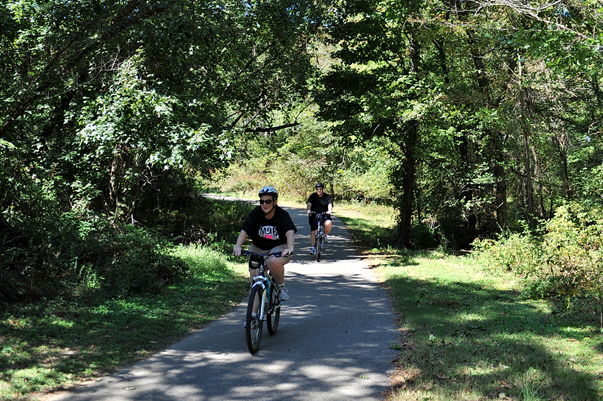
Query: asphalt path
xmin=51 ymin=200 xmax=399 ymax=401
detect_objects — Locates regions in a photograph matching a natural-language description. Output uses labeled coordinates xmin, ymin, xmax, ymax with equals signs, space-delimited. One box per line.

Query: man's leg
xmin=267 ymin=257 xmax=285 ymax=285
xmin=324 ymin=220 xmax=333 ymax=235
xmin=266 ymin=244 xmax=291 ymax=285
xmin=269 ymin=257 xmax=289 ymax=301
xmin=310 ymin=229 xmax=317 ymax=247
xmin=249 ymin=268 xmax=259 ymax=286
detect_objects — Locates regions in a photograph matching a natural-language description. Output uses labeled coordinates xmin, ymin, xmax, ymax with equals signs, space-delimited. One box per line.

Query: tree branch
xmin=244 ymin=122 xmax=300 ymax=133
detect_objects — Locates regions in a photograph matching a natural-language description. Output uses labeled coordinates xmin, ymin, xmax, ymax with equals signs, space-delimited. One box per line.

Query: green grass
xmin=335 ymin=204 xmax=603 ymax=401
xmin=328 ymin=201 xmax=397 ymax=251
xmin=0 ymin=246 xmax=249 ymax=401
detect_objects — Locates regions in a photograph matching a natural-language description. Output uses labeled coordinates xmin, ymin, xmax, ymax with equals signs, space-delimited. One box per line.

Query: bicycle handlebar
xmin=309 ymin=211 xmax=333 ymax=215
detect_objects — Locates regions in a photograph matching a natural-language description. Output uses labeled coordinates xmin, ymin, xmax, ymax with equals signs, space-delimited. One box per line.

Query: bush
xmin=409 ymin=223 xmax=439 ymax=249
xmin=0 ymin=212 xmax=188 ymax=303
xmin=539 ymin=204 xmax=603 ymax=299
xmin=472 ymin=230 xmax=542 ymax=277
xmin=472 ymin=203 xmax=603 ymax=301
xmin=137 ymin=196 xmax=254 ymax=245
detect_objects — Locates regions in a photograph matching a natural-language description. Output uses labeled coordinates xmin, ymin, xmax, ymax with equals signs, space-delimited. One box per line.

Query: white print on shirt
xmin=259 ymin=225 xmax=280 ymax=240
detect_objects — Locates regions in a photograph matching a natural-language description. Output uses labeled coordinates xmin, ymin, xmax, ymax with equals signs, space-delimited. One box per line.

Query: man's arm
xmin=282 ymin=229 xmax=295 ymax=256
xmin=233 ymin=230 xmax=248 ymax=256
xmin=307 ymin=201 xmax=312 ymax=214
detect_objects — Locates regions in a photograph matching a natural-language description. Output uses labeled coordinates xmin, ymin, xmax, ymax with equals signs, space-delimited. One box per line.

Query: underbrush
xmin=472 ymin=203 xmax=603 ymax=306
xmin=1 ymin=212 xmax=187 ymax=304
xmin=0 ymin=197 xmax=253 ymax=304
xmin=0 ymin=198 xmax=254 ymax=400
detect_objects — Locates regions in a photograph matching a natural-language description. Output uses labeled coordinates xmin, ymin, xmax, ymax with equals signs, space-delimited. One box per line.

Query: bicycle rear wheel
xmin=245 ymin=285 xmax=263 ymax=354
xmin=267 ymin=289 xmax=280 ymax=335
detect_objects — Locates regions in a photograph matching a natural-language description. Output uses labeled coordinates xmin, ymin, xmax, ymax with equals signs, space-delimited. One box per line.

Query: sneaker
xmin=310 ymin=247 xmax=316 ymax=255
xmin=324 ymin=235 xmax=328 ymax=243
xmin=278 ymin=286 xmax=289 ymax=302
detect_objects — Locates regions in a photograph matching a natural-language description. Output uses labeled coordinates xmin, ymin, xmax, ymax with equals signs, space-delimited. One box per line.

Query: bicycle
xmin=310 ymin=211 xmax=330 ymax=262
xmin=240 ymin=250 xmax=285 ymax=354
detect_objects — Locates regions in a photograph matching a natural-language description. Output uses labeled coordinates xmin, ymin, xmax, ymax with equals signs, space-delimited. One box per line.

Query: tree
xmin=1 ymin=0 xmax=323 ymax=222
xmin=316 ymin=0 xmax=603 ymax=248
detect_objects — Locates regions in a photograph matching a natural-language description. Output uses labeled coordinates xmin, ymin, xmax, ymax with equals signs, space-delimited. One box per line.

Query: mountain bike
xmin=310 ymin=211 xmax=330 ymax=262
xmin=240 ymin=250 xmax=284 ymax=354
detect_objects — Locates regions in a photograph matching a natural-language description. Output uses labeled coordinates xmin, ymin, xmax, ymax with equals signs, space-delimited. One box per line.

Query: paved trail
xmin=51 ymin=200 xmax=399 ymax=401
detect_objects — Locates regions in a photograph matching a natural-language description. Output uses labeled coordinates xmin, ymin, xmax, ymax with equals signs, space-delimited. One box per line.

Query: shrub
xmin=472 ymin=230 xmax=542 ymax=278
xmin=0 ymin=212 xmax=188 ymax=303
xmin=409 ymin=223 xmax=439 ymax=249
xmin=539 ymin=204 xmax=603 ymax=299
xmin=472 ymin=203 xmax=603 ymax=302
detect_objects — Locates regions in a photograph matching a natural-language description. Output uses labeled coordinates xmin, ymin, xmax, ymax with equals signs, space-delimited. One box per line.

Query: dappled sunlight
xmin=382 ymin=260 xmax=603 ymax=400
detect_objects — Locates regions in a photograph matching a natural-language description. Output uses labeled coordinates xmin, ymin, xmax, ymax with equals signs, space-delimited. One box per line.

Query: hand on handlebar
xmin=233 ymin=245 xmax=242 ymax=257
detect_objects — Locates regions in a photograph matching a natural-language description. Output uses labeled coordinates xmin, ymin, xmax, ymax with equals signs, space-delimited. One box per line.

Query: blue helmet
xmin=258 ymin=186 xmax=278 ymax=200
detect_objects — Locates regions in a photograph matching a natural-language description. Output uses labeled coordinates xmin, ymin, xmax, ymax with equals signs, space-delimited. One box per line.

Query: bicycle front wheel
xmin=315 ymin=233 xmax=322 ymax=262
xmin=267 ymin=287 xmax=281 ymax=335
xmin=245 ymin=285 xmax=263 ymax=354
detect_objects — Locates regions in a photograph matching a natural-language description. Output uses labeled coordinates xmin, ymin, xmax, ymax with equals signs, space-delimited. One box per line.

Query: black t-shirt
xmin=307 ymin=193 xmax=333 ymax=213
xmin=241 ymin=205 xmax=297 ymax=250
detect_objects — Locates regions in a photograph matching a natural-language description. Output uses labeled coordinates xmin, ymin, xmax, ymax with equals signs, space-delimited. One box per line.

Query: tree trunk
xmin=519 ymin=56 xmax=535 ymax=228
xmin=494 ymin=162 xmax=507 ymax=227
xmin=398 ymin=121 xmax=418 ymax=248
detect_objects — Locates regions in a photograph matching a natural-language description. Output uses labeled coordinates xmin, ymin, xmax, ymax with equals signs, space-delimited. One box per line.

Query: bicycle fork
xmin=252 ymin=279 xmax=274 ymax=319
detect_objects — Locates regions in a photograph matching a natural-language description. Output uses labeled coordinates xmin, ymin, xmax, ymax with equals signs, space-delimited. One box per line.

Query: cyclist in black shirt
xmin=233 ymin=186 xmax=296 ymax=301
xmin=307 ymin=182 xmax=333 ymax=255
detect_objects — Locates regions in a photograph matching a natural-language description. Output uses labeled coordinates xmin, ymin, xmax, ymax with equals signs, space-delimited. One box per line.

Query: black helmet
xmin=315 ymin=182 xmax=324 ymax=188
xmin=258 ymin=186 xmax=278 ymax=200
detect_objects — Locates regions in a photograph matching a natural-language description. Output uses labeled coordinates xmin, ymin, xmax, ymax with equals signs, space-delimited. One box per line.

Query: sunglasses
xmin=259 ymin=199 xmax=273 ymax=205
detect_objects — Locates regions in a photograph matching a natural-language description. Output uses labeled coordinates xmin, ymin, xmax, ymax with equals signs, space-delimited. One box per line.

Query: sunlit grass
xmin=330 ymin=201 xmax=603 ymax=400
xmin=376 ymin=252 xmax=603 ymax=400
xmin=0 ymin=246 xmax=249 ymax=400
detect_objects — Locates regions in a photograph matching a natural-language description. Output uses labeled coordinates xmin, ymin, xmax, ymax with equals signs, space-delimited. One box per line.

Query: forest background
xmin=1 ymin=0 xmax=603 ymax=398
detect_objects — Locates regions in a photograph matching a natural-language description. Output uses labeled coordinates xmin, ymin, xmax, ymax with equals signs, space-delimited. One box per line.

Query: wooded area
xmin=1 ymin=0 xmax=602 ymax=303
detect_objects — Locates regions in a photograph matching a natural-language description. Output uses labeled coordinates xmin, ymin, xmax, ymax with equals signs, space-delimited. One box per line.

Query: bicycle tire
xmin=267 ymin=286 xmax=280 ymax=335
xmin=245 ymin=284 xmax=263 ymax=354
xmin=315 ymin=232 xmax=322 ymax=262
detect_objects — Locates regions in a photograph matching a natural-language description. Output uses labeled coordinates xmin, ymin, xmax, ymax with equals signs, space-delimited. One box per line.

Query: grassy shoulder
xmin=1 ymin=244 xmax=250 ymax=401
xmin=334 ymin=202 xmax=603 ymax=401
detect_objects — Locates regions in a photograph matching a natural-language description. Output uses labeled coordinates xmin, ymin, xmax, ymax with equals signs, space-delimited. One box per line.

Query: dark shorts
xmin=309 ymin=214 xmax=332 ymax=231
xmin=248 ymin=244 xmax=292 ymax=265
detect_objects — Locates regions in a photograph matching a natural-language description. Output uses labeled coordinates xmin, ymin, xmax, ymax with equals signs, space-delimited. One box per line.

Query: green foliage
xmin=1 ymin=192 xmax=253 ymax=304
xmin=409 ymin=223 xmax=439 ymax=249
xmin=473 ymin=203 xmax=603 ymax=301
xmin=472 ymin=229 xmax=543 ymax=278
xmin=0 ymin=210 xmax=188 ymax=303
xmin=218 ymin=114 xmax=395 ymax=203
xmin=138 ymin=197 xmax=255 ymax=245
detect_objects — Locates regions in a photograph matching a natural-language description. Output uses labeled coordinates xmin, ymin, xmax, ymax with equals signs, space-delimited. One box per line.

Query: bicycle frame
xmin=310 ymin=211 xmax=329 ymax=262
xmin=240 ymin=250 xmax=282 ymax=354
